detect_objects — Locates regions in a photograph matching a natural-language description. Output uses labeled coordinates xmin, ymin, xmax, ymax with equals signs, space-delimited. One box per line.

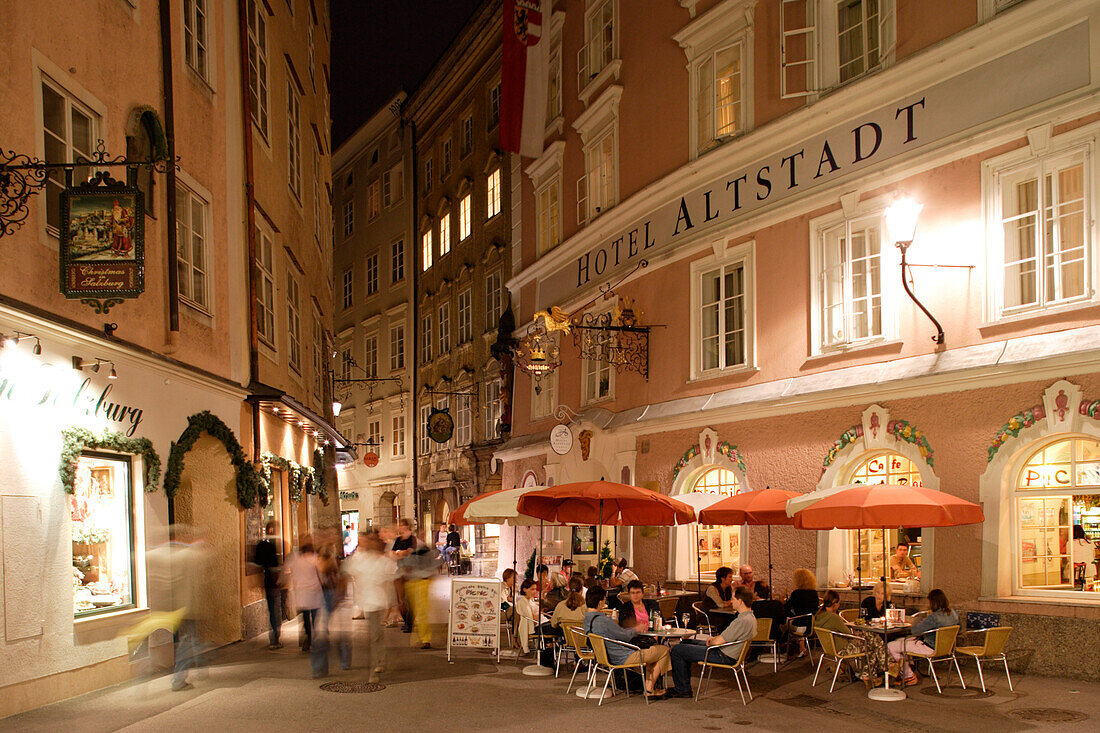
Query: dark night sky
xmin=330 ymin=0 xmax=484 ymax=148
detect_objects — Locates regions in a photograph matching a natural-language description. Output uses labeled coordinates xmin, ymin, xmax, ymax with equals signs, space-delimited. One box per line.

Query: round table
xmin=846 ymin=621 xmax=913 ymax=701
xmin=638 ymin=627 xmax=697 ymax=644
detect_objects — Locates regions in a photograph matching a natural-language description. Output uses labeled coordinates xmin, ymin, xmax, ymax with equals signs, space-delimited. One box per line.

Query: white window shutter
xmin=697 ymin=55 xmax=714 ymax=151
xmin=878 ymin=0 xmax=897 ymax=67
xmin=576 ymin=173 xmax=589 ymax=226
xmin=780 ymin=0 xmax=817 ymax=99
xmin=577 ymin=44 xmax=590 ymax=92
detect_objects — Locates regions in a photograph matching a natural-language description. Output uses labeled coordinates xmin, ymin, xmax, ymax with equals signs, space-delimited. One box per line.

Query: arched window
xmin=846 ymin=452 xmax=924 ymax=583
xmin=1015 ymin=437 xmax=1100 ymax=593
xmin=693 ymin=467 xmax=741 ymax=574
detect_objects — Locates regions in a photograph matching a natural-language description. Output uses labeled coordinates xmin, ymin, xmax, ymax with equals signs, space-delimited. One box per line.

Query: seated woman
xmin=701 ymin=566 xmax=734 ymax=612
xmin=887 ymin=588 xmax=959 ymax=686
xmin=500 ymin=568 xmax=517 ymax=621
xmin=860 ymin=582 xmax=892 ymax=620
xmin=814 ymin=590 xmax=873 ymax=687
xmin=1072 ymin=524 xmax=1098 ymax=587
xmin=617 ymin=579 xmax=660 ymax=631
xmin=582 ymin=586 xmax=670 ymax=697
xmin=584 ymin=566 xmax=601 ymax=591
xmin=544 ymin=577 xmax=587 ymax=640
xmin=784 ymin=568 xmax=820 ymax=658
xmin=514 ymin=579 xmax=547 ymax=654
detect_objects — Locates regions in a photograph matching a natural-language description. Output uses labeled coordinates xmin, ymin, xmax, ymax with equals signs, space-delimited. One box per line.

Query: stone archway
xmin=376 ymin=490 xmax=398 ymax=527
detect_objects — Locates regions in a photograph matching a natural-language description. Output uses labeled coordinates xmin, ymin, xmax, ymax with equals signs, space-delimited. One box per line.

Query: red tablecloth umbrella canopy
xmin=699 ymin=488 xmax=800 ymax=589
xmin=788 ymin=483 xmax=984 ymax=702
xmin=517 ymin=480 xmax=696 ymax=526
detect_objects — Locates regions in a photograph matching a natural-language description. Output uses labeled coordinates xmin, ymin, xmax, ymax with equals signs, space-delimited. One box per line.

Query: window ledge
xmin=980 ymin=299 xmax=1100 ymax=333
xmin=804 ymin=339 xmax=903 ymax=367
xmin=687 ymin=365 xmax=760 ymax=385
xmin=544 ymin=116 xmax=564 ymax=139
xmin=74 ymin=606 xmax=148 ymax=629
xmin=181 ymin=298 xmax=214 ymax=327
xmin=977 ymin=595 xmax=1100 ymax=615
xmin=578 ymin=59 xmax=622 ymax=107
xmin=184 ymin=66 xmax=216 ymax=98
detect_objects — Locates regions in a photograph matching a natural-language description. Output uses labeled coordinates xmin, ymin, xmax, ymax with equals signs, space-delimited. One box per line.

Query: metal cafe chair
xmin=954 ymin=626 xmax=1014 ymax=692
xmin=657 ymin=595 xmax=681 ymax=626
xmin=839 ymin=608 xmax=861 ymax=623
xmin=561 ymin=624 xmax=596 ymax=693
xmin=785 ymin=612 xmax=816 ymax=665
xmin=902 ymin=624 xmax=966 ymax=694
xmin=695 ymin=639 xmax=753 ymax=704
xmin=750 ymin=617 xmax=778 ymax=673
xmin=812 ymin=627 xmax=870 ymax=693
xmin=586 ymin=634 xmax=652 ymax=706
xmin=691 ymin=601 xmax=713 ymax=634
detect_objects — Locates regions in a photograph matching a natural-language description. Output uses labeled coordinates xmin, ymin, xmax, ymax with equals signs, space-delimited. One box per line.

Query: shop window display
xmin=848 ymin=452 xmax=923 ymax=583
xmin=1015 ymin=437 xmax=1100 ymax=592
xmin=71 ymin=453 xmax=135 ymax=617
xmin=692 ymin=467 xmax=741 ymax=574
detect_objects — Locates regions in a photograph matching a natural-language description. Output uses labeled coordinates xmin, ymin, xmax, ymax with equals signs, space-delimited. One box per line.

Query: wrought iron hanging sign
xmin=427 ymin=407 xmax=454 ymax=444
xmin=59 ymin=171 xmax=144 ymax=313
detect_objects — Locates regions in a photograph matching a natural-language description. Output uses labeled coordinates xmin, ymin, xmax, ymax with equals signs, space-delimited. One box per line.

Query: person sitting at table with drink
xmin=618 ymin=579 xmax=661 ymax=632
xmin=814 ymin=590 xmax=875 ymax=688
xmin=553 ymin=559 xmax=575 ymax=589
xmin=500 ymin=568 xmax=517 ymax=622
xmin=668 ymin=585 xmax=757 ymax=698
xmin=702 ymin=566 xmax=735 ymax=612
xmin=582 ymin=586 xmax=671 ymax=698
xmin=887 ymin=588 xmax=959 ymax=686
xmin=889 ymin=540 xmax=919 ymax=580
xmin=751 ymin=581 xmax=787 ymax=643
xmin=784 ymin=568 xmax=820 ymax=658
xmin=515 ymin=579 xmax=551 ymax=654
xmin=735 ymin=565 xmax=754 ymax=588
xmin=860 ymin=581 xmax=892 ymax=620
xmin=546 ymin=576 xmax=587 ymax=640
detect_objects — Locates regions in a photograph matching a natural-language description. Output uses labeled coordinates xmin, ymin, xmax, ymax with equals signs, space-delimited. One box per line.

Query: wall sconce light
xmin=332 ymin=400 xmax=343 ymax=417
xmin=73 ymin=357 xmax=117 ymax=379
xmin=886 ymin=197 xmax=944 ymax=346
xmin=2 ymin=331 xmax=42 ymax=354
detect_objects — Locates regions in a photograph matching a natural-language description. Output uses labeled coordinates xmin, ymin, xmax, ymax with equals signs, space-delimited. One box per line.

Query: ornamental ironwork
xmin=572 ymin=307 xmax=652 ymax=379
xmin=514 ymin=317 xmax=560 ymax=394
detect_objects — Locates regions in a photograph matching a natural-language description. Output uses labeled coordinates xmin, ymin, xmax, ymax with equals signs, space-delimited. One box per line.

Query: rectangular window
xmin=175 ymin=185 xmax=210 ymax=310
xmin=420 ymin=404 xmax=432 ymax=455
xmin=700 ymin=262 xmax=747 ymax=372
xmin=307 ymin=22 xmax=314 ymax=84
xmin=391 ymin=413 xmax=406 ymax=458
xmin=390 ymin=322 xmax=405 ymax=371
xmin=458 ymin=288 xmax=472 ymax=343
xmin=72 ymin=453 xmax=135 ymax=617
xmin=579 ymin=0 xmax=615 ymax=89
xmin=547 ymin=44 xmax=562 ymax=124
xmin=442 ymin=139 xmax=452 ymax=177
xmin=342 ymin=199 xmax=354 ymax=237
xmin=391 ymin=237 xmax=405 ymax=282
xmin=367 ymin=179 xmax=381 ymax=219
xmin=312 ymin=311 xmax=323 ymax=398
xmin=837 ymin=0 xmax=880 ymax=84
xmin=532 ymin=342 xmax=559 ymax=419
xmin=580 ymin=129 xmax=616 ymax=223
xmin=456 ymin=393 xmax=472 ymax=445
xmin=582 ymin=330 xmax=613 ymax=403
xmin=183 ymin=0 xmax=209 ymax=80
xmin=313 ymin=145 xmax=322 ymax=242
xmin=422 ymin=313 xmax=432 ymax=363
xmin=438 ymin=304 xmax=450 ymax=355
xmin=342 ymin=268 xmax=353 ymax=309
xmin=818 ymin=216 xmax=884 ymax=349
xmin=458 ymin=195 xmax=471 ymax=241
xmin=287 ymin=80 xmax=302 ymax=198
xmin=998 ymin=151 xmax=1089 ymax=313
xmin=287 ymin=271 xmax=301 ymax=371
xmin=424 ymin=156 xmax=433 ymax=194
xmin=367 ymin=419 xmax=381 ymax=448
xmin=487 ymin=168 xmax=501 ymax=219
xmin=483 ymin=379 xmax=502 ymax=441
xmin=383 ymin=162 xmax=403 ymax=207
xmin=340 ymin=346 xmax=352 ymax=381
xmin=256 ymin=227 xmax=276 ymax=345
xmin=536 ymin=180 xmax=561 ymax=255
xmin=41 ymin=78 xmax=97 ymax=232
xmin=440 ymin=212 xmax=452 ymax=256
xmin=698 ymin=42 xmax=743 ymax=149
xmin=366 ymin=252 xmax=379 ymax=296
xmin=485 ymin=270 xmax=502 ymax=332
xmin=421 ymin=229 xmax=433 ymax=271
xmin=364 ymin=333 xmax=378 ymax=378
xmin=488 ymin=82 xmax=501 ymax=129
xmin=246 ymin=0 xmax=269 ymax=137
xmin=461 ymin=115 xmax=473 ymax=157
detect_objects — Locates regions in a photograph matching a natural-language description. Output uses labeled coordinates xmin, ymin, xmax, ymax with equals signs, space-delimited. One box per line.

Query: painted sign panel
xmin=59 ymin=181 xmax=145 ymax=305
xmin=447 ymin=577 xmax=502 ymax=661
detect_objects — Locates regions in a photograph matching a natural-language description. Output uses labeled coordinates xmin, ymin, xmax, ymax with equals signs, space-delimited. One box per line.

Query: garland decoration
xmin=886 ymin=420 xmax=935 ymax=467
xmin=716 ymin=441 xmax=747 ymax=474
xmin=1080 ymin=399 xmax=1100 ymax=419
xmin=671 ymin=444 xmax=699 ymax=480
xmin=163 ymin=411 xmax=265 ymax=508
xmin=311 ymin=447 xmax=327 ymax=502
xmin=987 ymin=404 xmax=1046 ymax=463
xmin=824 ymin=425 xmax=864 ymax=468
xmin=59 ymin=427 xmax=161 ymax=494
xmin=261 ymin=453 xmax=308 ymax=503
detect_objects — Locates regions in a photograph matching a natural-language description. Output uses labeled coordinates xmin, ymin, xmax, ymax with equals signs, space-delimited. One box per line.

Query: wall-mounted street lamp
xmin=886 ymin=197 xmax=945 ymax=346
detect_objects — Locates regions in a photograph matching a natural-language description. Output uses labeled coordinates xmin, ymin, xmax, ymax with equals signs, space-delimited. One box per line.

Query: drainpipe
xmin=407 ymin=113 xmax=420 ymax=531
xmin=158 ymin=0 xmax=180 ymax=352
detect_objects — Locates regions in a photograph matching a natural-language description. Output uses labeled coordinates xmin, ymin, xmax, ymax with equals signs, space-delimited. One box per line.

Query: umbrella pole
xmin=857 ymin=530 xmax=863 ymax=609
xmin=767 ymin=524 xmax=773 ymax=591
xmin=522 ymin=520 xmax=552 ymax=677
xmin=868 ymin=524 xmax=904 ymax=701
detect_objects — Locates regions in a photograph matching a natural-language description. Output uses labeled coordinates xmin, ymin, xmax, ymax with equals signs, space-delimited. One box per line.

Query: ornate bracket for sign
xmin=425 ymin=384 xmax=480 ymax=416
xmin=80 ymin=298 xmax=125 ymax=314
xmin=0 ymin=139 xmax=177 ymax=237
xmin=572 ymin=309 xmax=657 ymax=380
xmin=330 ymin=355 xmax=405 ymax=413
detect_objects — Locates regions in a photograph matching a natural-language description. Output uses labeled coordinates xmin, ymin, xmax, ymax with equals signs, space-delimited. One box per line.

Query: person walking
xmin=390 ymin=520 xmax=417 ymax=633
xmin=344 ymin=531 xmax=397 ymax=683
xmin=403 ymin=543 xmax=439 ymax=649
xmin=254 ymin=521 xmax=283 ymax=650
xmin=282 ymin=539 xmax=324 ymax=663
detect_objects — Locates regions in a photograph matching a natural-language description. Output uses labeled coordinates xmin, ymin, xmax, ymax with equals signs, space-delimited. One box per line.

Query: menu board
xmin=447 ymin=578 xmax=502 ymax=662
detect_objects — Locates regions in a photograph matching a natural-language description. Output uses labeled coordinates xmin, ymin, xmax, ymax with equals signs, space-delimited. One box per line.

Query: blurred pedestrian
xmin=390 ymin=519 xmax=417 ymax=633
xmin=318 ymin=543 xmax=351 ymax=674
xmin=147 ymin=524 xmax=212 ymax=691
xmin=402 ymin=543 xmax=439 ymax=649
xmin=344 ymin=531 xmax=397 ymax=683
xmin=283 ymin=539 xmax=323 ymax=656
xmin=254 ymin=521 xmax=283 ymax=650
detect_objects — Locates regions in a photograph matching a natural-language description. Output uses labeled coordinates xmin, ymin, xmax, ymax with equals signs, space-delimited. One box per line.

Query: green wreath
xmin=311 ymin=447 xmax=327 ymax=502
xmin=59 ymin=427 xmax=161 ymax=494
xmin=163 ymin=411 xmax=265 ymax=508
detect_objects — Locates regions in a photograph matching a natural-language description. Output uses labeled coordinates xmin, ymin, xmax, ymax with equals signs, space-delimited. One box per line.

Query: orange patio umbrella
xmin=698 ymin=487 xmax=800 ymax=589
xmin=517 ymin=480 xmax=696 ymax=526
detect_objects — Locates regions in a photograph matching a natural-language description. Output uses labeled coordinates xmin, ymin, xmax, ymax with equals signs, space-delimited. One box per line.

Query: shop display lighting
xmin=1 ymin=331 xmax=42 ymax=354
xmin=72 ymin=357 xmax=117 ymax=379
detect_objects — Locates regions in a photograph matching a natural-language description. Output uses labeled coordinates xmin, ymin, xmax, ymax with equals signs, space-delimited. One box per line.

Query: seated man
xmin=669 ymin=585 xmax=757 ymax=698
xmin=582 ymin=586 xmax=670 ymax=697
xmin=751 ymin=581 xmax=786 ymax=643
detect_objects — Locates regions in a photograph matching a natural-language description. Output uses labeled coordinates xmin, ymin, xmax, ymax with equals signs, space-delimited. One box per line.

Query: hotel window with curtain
xmin=816 ymin=213 xmax=887 ymax=350
xmin=72 ymin=453 xmax=136 ymax=617
xmin=697 ymin=41 xmax=744 ymax=152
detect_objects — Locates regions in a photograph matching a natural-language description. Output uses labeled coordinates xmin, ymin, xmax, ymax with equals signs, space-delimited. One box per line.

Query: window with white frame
xmin=699 ymin=42 xmax=744 ymax=148
xmin=312 ymin=311 xmax=323 ymax=398
xmin=391 ymin=236 xmax=405 ymax=282
xmin=580 ymin=128 xmax=616 ymax=223
xmin=461 ymin=115 xmax=474 ymax=157
xmin=438 ymin=304 xmax=450 ymax=355
xmin=286 ymin=270 xmax=301 ymax=371
xmin=487 ymin=82 xmax=501 ymax=130
xmin=419 ymin=404 xmax=432 ymax=454
xmin=487 ymin=168 xmax=501 ymax=219
xmin=364 ymin=333 xmax=378 ymax=378
xmin=547 ymin=39 xmax=562 ymax=125
xmin=458 ymin=195 xmax=471 ymax=241
xmin=391 ymin=413 xmax=406 ymax=458
xmin=175 ymin=184 xmax=211 ymax=311
xmin=532 ymin=338 xmax=559 ymax=419
xmin=340 ymin=268 xmax=353 ymax=310
xmin=41 ymin=77 xmax=97 ymax=232
xmin=313 ymin=145 xmax=322 ymax=241
xmin=246 ymin=0 xmax=269 ymax=137
xmin=390 ymin=321 xmax=405 ymax=371
xmin=71 ymin=453 xmax=136 ymax=618
xmin=536 ymin=180 xmax=561 ymax=255
xmin=485 ymin=270 xmax=503 ymax=332
xmin=816 ymin=213 xmax=887 ymax=349
xmin=442 ymin=139 xmax=452 ymax=178
xmin=367 ymin=419 xmax=381 ymax=448
xmin=340 ymin=346 xmax=352 ymax=381
xmin=579 ymin=0 xmax=616 ymax=91
xmin=383 ymin=162 xmax=403 ymax=207
xmin=343 ymin=199 xmax=354 ymax=237
xmin=256 ymin=226 xmax=276 ymax=345
xmin=581 ymin=320 xmax=613 ymax=404
xmin=440 ymin=211 xmax=452 ymax=256
xmin=424 ymin=156 xmax=433 ymax=194
xmin=367 ymin=179 xmax=381 ymax=219
xmin=695 ymin=251 xmax=753 ymax=375
xmin=183 ymin=0 xmax=209 ymax=81
xmin=990 ymin=145 xmax=1091 ymax=316
xmin=287 ymin=80 xmax=302 ymax=199
xmin=366 ymin=252 xmax=379 ymax=296
xmin=456 ymin=392 xmax=472 ymax=445
xmin=421 ymin=312 xmax=432 ymax=363
xmin=483 ymin=378 xmax=502 ymax=442
xmin=422 ymin=229 xmax=433 ymax=271
xmin=458 ymin=288 xmax=472 ymax=343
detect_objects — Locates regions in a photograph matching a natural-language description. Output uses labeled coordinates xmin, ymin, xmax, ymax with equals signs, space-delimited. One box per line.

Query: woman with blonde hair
xmin=784 ymin=568 xmax=819 ymax=658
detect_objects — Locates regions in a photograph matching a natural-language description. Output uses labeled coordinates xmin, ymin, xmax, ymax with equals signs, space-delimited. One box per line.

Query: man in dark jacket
xmin=254 ymin=521 xmax=282 ymax=649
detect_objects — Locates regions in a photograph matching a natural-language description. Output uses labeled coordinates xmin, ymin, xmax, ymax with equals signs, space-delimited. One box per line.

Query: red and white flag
xmin=501 ymin=0 xmax=548 ymax=158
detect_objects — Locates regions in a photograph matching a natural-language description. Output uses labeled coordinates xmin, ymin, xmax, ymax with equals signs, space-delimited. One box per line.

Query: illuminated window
xmin=692 ymin=468 xmax=741 ymax=574
xmin=72 ymin=453 xmax=135 ymax=617
xmin=421 ymin=229 xmax=433 ymax=271
xmin=458 ymin=195 xmax=471 ymax=241
xmin=440 ymin=211 xmax=452 ymax=256
xmin=486 ymin=168 xmax=501 ymax=219
xmin=848 ymin=452 xmax=923 ymax=582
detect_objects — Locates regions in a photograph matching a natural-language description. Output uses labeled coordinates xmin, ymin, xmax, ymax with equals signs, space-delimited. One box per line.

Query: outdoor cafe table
xmin=637 ymin=627 xmax=696 ymax=645
xmin=845 ymin=620 xmax=912 ymax=681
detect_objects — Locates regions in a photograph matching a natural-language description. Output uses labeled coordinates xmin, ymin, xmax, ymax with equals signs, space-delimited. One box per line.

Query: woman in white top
xmin=514 ymin=579 xmax=546 ymax=653
xmin=1072 ymin=525 xmax=1098 ymax=585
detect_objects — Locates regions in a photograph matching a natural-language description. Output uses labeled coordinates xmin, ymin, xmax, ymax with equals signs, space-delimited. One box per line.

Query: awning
xmin=246 ymin=389 xmax=355 ymax=465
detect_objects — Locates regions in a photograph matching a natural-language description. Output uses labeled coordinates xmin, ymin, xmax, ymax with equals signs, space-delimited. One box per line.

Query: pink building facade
xmin=495 ymin=0 xmax=1100 ymax=679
